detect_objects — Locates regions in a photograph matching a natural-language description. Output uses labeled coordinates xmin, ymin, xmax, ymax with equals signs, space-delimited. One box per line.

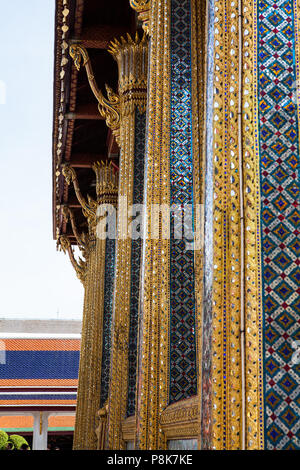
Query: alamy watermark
xmin=96 ymin=198 xmax=204 ymax=251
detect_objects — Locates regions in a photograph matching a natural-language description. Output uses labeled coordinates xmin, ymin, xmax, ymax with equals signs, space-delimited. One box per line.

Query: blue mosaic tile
xmin=169 ymin=0 xmax=197 ymax=404
xmin=100 ymin=238 xmax=116 ymax=407
xmin=126 ymin=109 xmax=146 ymax=416
xmin=257 ymin=0 xmax=300 ymax=449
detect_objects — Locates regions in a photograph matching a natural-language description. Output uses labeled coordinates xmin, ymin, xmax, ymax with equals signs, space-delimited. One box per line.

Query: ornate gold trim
xmin=61 ymin=162 xmax=118 ymax=450
xmin=243 ymin=0 xmax=265 ymax=450
xmin=73 ymin=236 xmax=106 ymax=449
xmin=160 ymin=397 xmax=199 ymax=443
xmin=211 ymin=0 xmax=243 ymax=449
xmin=107 ymin=102 xmax=136 ymax=451
xmin=210 ymin=0 xmax=264 ymax=450
xmin=190 ymin=0 xmax=206 ymax=450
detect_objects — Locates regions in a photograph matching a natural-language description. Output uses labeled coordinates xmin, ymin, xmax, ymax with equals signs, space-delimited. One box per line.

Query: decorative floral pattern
xmin=258 ymin=0 xmax=300 ymax=449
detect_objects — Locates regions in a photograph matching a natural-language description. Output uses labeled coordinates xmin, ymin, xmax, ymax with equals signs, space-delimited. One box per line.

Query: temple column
xmin=60 ymin=162 xmax=118 ymax=450
xmin=106 ymin=34 xmax=148 ymax=450
xmin=69 ymin=35 xmax=148 ymax=450
xmin=130 ymin=0 xmax=206 ymax=450
xmin=32 ymin=412 xmax=50 ymax=450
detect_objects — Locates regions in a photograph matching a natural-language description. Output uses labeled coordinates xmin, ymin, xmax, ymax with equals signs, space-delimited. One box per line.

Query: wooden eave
xmin=52 ymin=0 xmax=135 ymax=243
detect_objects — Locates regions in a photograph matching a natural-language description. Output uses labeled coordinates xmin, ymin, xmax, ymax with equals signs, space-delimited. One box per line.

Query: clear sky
xmin=0 ymin=0 xmax=84 ymax=319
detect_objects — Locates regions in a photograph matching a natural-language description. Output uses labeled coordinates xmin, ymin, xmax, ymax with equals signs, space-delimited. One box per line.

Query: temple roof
xmin=52 ymin=0 xmax=135 ymax=243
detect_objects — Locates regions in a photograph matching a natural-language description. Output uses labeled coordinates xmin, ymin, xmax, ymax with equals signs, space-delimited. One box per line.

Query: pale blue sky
xmin=0 ymin=0 xmax=84 ymax=319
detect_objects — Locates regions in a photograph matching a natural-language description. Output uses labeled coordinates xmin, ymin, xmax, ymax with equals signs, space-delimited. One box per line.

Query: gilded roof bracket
xmin=62 ymin=164 xmax=97 ymax=225
xmin=69 ymin=44 xmax=120 ymax=143
xmin=58 ymin=235 xmax=87 ymax=283
xmin=61 ymin=205 xmax=88 ymax=254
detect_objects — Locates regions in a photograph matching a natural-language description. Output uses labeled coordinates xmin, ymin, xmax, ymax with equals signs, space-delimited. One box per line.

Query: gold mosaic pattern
xmin=211 ymin=0 xmax=243 ymax=449
xmin=211 ymin=0 xmax=264 ymax=449
xmin=191 ymin=0 xmax=206 ymax=450
xmin=108 ymin=111 xmax=136 ymax=450
xmin=242 ymin=0 xmax=264 ymax=450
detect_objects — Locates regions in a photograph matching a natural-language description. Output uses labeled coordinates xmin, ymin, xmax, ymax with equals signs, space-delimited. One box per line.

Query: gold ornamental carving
xmin=92 ymin=161 xmax=119 ymax=207
xmin=58 ymin=235 xmax=87 ymax=283
xmin=69 ymin=44 xmax=121 ymax=143
xmin=69 ymin=33 xmax=148 ymax=143
xmin=61 ymin=205 xmax=88 ymax=253
xmin=62 ymin=163 xmax=97 ymax=229
xmin=160 ymin=397 xmax=199 ymax=442
xmin=108 ymin=32 xmax=148 ymax=114
xmin=121 ymin=416 xmax=136 ymax=443
xmin=129 ymin=0 xmax=151 ymax=34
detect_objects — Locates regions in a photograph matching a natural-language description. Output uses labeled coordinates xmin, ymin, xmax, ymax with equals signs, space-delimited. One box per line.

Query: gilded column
xmin=134 ymin=0 xmax=171 ymax=451
xmin=129 ymin=0 xmax=247 ymax=450
xmin=106 ymin=33 xmax=148 ymax=450
xmin=209 ymin=0 xmax=244 ymax=449
xmin=61 ymin=162 xmax=118 ymax=450
xmin=133 ymin=0 xmax=206 ymax=450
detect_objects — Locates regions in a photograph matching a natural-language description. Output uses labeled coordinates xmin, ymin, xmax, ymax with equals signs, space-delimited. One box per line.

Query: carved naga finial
xmin=69 ymin=44 xmax=89 ymax=71
xmin=62 ymin=164 xmax=97 ymax=226
xmin=69 ymin=44 xmax=120 ymax=143
xmin=58 ymin=235 xmax=87 ymax=284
